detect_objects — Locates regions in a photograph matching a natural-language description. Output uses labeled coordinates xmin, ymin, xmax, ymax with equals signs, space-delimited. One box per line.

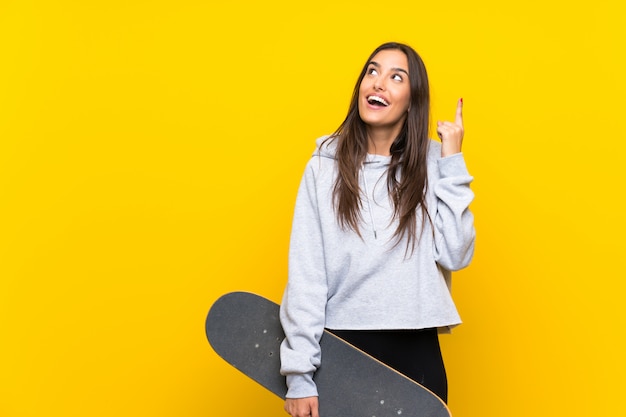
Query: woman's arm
xmin=280 ymin=161 xmax=329 ymax=402
xmin=433 ymin=99 xmax=476 ymax=270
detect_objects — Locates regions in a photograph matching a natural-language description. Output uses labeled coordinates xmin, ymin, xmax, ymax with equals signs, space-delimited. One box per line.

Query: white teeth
xmin=367 ymin=96 xmax=388 ymax=106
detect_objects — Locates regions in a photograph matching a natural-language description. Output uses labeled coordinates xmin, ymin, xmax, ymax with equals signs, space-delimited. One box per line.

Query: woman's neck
xmin=366 ymin=125 xmax=402 ymax=156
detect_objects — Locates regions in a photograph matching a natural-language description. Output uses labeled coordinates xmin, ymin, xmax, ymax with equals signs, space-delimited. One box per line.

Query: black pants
xmin=327 ymin=328 xmax=448 ymax=403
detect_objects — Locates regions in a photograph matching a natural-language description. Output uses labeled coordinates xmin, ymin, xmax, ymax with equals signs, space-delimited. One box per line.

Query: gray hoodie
xmin=279 ymin=135 xmax=475 ymax=398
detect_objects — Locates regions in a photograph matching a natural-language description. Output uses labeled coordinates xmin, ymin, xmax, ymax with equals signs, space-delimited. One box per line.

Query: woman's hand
xmin=284 ymin=396 xmax=319 ymax=417
xmin=437 ymin=98 xmax=464 ymax=157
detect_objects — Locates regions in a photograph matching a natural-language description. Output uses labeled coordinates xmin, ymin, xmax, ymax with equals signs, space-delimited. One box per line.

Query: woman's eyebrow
xmin=369 ymin=60 xmax=409 ymax=75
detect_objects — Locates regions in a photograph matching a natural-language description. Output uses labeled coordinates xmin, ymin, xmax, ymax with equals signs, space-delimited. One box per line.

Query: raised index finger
xmin=455 ymin=98 xmax=464 ymax=127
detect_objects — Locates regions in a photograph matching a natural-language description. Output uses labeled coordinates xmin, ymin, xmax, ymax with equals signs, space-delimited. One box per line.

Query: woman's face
xmin=358 ymin=49 xmax=411 ymax=135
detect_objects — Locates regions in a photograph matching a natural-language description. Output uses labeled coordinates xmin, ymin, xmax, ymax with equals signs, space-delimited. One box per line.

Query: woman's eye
xmin=368 ymin=68 xmax=378 ymax=75
xmin=392 ymin=74 xmax=403 ymax=81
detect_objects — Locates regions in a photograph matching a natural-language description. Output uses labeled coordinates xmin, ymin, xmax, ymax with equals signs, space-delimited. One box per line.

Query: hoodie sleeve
xmin=433 ymin=152 xmax=476 ymax=271
xmin=279 ymin=161 xmax=328 ymax=399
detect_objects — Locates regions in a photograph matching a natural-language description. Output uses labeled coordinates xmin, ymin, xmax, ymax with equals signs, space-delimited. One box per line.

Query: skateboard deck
xmin=205 ymin=291 xmax=452 ymax=417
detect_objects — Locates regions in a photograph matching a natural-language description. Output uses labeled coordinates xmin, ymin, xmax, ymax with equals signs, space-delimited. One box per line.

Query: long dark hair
xmin=324 ymin=42 xmax=431 ymax=253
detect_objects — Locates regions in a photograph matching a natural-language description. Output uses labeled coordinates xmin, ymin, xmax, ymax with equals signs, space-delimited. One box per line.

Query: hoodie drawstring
xmin=361 ymin=166 xmax=378 ymax=239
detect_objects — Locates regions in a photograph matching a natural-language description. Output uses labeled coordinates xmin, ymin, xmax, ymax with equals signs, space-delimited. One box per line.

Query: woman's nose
xmin=373 ymin=76 xmax=385 ymax=91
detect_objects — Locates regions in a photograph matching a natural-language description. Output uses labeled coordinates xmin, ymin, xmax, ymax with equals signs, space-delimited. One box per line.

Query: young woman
xmin=279 ymin=42 xmax=475 ymax=417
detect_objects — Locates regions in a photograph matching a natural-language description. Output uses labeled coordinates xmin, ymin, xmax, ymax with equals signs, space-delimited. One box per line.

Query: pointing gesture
xmin=437 ymin=98 xmax=464 ymax=157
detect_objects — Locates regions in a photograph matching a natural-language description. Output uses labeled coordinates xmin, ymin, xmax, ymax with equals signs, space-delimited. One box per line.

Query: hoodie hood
xmin=314 ymin=135 xmax=336 ymax=159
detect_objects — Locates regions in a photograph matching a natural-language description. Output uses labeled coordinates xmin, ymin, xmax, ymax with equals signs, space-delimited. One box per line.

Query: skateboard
xmin=205 ymin=291 xmax=452 ymax=417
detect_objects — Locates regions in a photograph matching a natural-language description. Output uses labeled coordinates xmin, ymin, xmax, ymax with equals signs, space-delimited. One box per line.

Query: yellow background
xmin=1 ymin=1 xmax=624 ymax=416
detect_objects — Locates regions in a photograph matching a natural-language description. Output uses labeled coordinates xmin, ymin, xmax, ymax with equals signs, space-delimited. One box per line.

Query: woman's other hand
xmin=284 ymin=396 xmax=319 ymax=417
xmin=437 ymin=98 xmax=464 ymax=157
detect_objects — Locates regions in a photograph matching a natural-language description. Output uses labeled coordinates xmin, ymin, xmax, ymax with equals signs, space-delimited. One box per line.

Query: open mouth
xmin=367 ymin=95 xmax=389 ymax=107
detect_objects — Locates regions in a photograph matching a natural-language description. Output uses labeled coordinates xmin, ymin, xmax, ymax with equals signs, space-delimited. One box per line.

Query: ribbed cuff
xmin=285 ymin=373 xmax=319 ymax=399
xmin=438 ymin=153 xmax=470 ymax=178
